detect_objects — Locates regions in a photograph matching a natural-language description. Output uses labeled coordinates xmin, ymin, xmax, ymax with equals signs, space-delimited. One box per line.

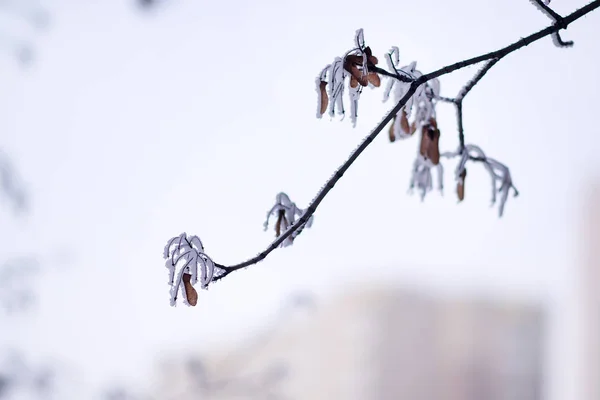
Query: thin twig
xmin=456 ymin=101 xmax=465 ymax=150
xmin=530 ymin=0 xmax=574 ymax=47
xmin=420 ymin=0 xmax=598 ymax=82
xmin=456 ymin=58 xmax=501 ymax=101
xmin=213 ymin=0 xmax=599 ymax=281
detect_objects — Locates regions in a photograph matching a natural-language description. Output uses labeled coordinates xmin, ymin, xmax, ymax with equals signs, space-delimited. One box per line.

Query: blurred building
xmin=156 ymin=286 xmax=546 ymax=400
xmin=581 ymin=179 xmax=600 ymax=400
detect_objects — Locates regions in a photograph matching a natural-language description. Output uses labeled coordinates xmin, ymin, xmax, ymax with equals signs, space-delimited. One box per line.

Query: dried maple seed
xmin=319 ymin=81 xmax=329 ymax=115
xmin=182 ymin=273 xmax=198 ymax=306
xmin=457 ymin=168 xmax=467 ymax=201
xmin=427 ymin=128 xmax=441 ymax=165
xmin=389 ymin=117 xmax=396 ymax=142
xmin=344 ymin=55 xmax=369 ymax=87
xmin=364 ymin=47 xmax=378 ymax=65
xmin=367 ymin=72 xmax=381 ymax=87
xmin=419 ymin=123 xmax=441 ymax=165
xmin=275 ymin=209 xmax=288 ymax=237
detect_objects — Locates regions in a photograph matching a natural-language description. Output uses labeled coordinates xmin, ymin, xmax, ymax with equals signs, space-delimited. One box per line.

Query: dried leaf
xmin=182 ymin=273 xmax=198 ymax=306
xmin=344 ymin=56 xmax=368 ymax=87
xmin=275 ymin=209 xmax=286 ymax=237
xmin=427 ymin=128 xmax=441 ymax=165
xmin=419 ymin=120 xmax=441 ymax=165
xmin=319 ymin=81 xmax=329 ymax=115
xmin=364 ymin=46 xmax=378 ymax=65
xmin=367 ymin=72 xmax=381 ymax=87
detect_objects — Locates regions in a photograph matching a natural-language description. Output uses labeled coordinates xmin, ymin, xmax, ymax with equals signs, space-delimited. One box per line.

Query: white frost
xmin=163 ymin=232 xmax=217 ymax=307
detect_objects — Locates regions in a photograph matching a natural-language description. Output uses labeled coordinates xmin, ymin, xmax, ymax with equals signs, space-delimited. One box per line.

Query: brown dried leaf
xmin=344 ymin=55 xmax=369 ymax=87
xmin=389 ymin=116 xmax=396 ymax=142
xmin=364 ymin=47 xmax=378 ymax=65
xmin=319 ymin=81 xmax=329 ymax=115
xmin=345 ymin=54 xmax=363 ymax=66
xmin=367 ymin=72 xmax=381 ymax=87
xmin=182 ymin=273 xmax=198 ymax=306
xmin=419 ymin=121 xmax=441 ymax=165
xmin=275 ymin=209 xmax=286 ymax=237
xmin=427 ymin=128 xmax=441 ymax=165
xmin=350 ymin=76 xmax=359 ymax=88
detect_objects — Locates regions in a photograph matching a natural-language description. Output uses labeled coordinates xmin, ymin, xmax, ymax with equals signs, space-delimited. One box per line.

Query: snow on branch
xmin=263 ymin=192 xmax=314 ymax=248
xmin=315 ymin=29 xmax=382 ymax=126
xmin=442 ymin=145 xmax=518 ymax=217
xmin=529 ymin=0 xmax=574 ymax=47
xmin=160 ymin=1 xmax=600 ymax=305
xmin=163 ymin=233 xmax=221 ymax=306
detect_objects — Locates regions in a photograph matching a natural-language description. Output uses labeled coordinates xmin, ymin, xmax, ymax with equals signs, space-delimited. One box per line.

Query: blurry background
xmin=1 ymin=0 xmax=599 ymax=399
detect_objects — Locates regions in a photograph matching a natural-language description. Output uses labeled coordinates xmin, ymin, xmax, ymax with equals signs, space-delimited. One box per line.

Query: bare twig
xmin=208 ymin=1 xmax=599 ymax=282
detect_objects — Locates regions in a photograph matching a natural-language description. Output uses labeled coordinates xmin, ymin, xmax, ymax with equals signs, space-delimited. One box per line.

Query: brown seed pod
xmin=275 ymin=209 xmax=286 ymax=237
xmin=182 ymin=273 xmax=198 ymax=306
xmin=364 ymin=47 xmax=378 ymax=65
xmin=419 ymin=123 xmax=441 ymax=165
xmin=457 ymin=168 xmax=467 ymax=202
xmin=345 ymin=54 xmax=363 ymax=66
xmin=350 ymin=76 xmax=359 ymax=88
xmin=389 ymin=116 xmax=396 ymax=142
xmin=367 ymin=72 xmax=381 ymax=87
xmin=410 ymin=121 xmax=417 ymax=135
xmin=344 ymin=55 xmax=369 ymax=86
xmin=319 ymin=81 xmax=329 ymax=115
xmin=428 ymin=118 xmax=438 ymax=130
xmin=427 ymin=128 xmax=441 ymax=165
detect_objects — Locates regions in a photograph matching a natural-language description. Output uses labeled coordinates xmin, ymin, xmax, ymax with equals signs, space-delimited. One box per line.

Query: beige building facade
xmin=156 ymin=287 xmax=545 ymax=400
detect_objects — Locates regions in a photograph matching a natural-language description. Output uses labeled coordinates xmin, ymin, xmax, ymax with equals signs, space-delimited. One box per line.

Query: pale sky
xmin=1 ymin=0 xmax=599 ymax=399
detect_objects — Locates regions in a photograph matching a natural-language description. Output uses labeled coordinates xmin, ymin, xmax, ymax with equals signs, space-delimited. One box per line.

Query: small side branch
xmin=456 ymin=58 xmax=501 ymax=101
xmin=530 ymin=0 xmax=575 ymax=47
xmin=456 ymin=101 xmax=465 ymax=150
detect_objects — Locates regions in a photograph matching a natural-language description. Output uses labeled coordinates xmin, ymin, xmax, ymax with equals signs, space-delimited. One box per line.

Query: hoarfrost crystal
xmin=315 ymin=28 xmax=380 ymax=125
xmin=163 ymin=233 xmax=218 ymax=307
xmin=264 ymin=192 xmax=314 ymax=247
xmin=442 ymin=145 xmax=518 ymax=217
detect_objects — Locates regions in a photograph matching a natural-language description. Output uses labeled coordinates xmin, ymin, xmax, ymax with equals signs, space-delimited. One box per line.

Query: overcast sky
xmin=1 ymin=0 xmax=599 ymax=399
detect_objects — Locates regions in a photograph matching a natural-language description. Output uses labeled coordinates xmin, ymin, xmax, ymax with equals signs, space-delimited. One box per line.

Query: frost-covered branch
xmin=161 ymin=0 xmax=599 ymax=306
xmin=529 ymin=0 xmax=574 ymax=47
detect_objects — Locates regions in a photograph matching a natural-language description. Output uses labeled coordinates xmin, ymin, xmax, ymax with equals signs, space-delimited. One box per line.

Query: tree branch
xmin=211 ymin=0 xmax=599 ymax=282
xmin=530 ymin=0 xmax=575 ymax=47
